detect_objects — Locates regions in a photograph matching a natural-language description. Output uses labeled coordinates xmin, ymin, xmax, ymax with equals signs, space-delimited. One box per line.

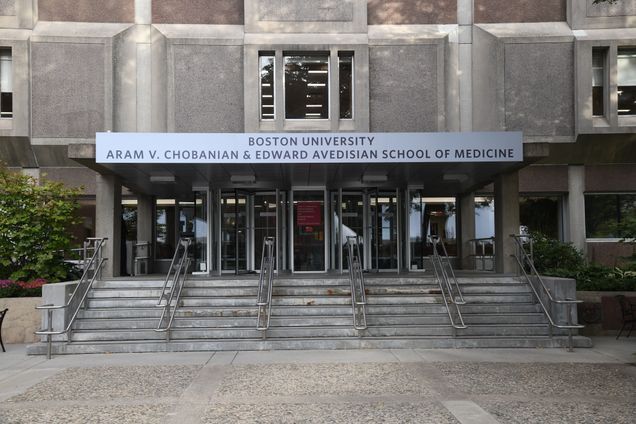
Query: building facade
xmin=1 ymin=1 xmax=635 ymax=278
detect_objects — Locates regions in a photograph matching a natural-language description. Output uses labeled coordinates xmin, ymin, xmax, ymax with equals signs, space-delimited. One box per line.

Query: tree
xmin=0 ymin=165 xmax=81 ymax=282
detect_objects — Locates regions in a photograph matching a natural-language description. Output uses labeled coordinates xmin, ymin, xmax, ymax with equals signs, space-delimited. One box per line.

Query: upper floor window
xmin=0 ymin=48 xmax=12 ymax=119
xmin=258 ymin=50 xmax=354 ymax=122
xmin=585 ymin=193 xmax=636 ymax=239
xmin=592 ymin=47 xmax=607 ymax=117
xmin=618 ymin=47 xmax=636 ymax=116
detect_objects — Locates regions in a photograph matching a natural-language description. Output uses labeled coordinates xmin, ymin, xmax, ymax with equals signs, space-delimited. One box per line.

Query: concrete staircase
xmin=27 ymin=275 xmax=592 ymax=355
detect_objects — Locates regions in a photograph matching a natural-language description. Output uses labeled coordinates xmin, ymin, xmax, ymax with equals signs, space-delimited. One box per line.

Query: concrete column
xmin=135 ymin=0 xmax=152 ymax=25
xmin=567 ymin=165 xmax=586 ymax=253
xmin=136 ymin=193 xmax=154 ymax=273
xmin=494 ymin=171 xmax=519 ymax=274
xmin=457 ymin=192 xmax=476 ymax=269
xmin=96 ymin=174 xmax=122 ymax=278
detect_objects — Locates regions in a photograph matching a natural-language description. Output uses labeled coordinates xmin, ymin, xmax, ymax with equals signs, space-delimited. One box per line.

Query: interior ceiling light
xmin=361 ymin=173 xmax=388 ymax=183
xmin=230 ymin=174 xmax=256 ymax=184
xmin=149 ymin=174 xmax=175 ymax=183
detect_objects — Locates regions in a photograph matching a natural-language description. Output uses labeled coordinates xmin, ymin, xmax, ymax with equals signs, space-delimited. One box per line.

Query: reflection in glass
xmin=155 ymin=199 xmax=176 ymax=260
xmin=339 ymin=53 xmax=353 ymax=119
xmin=585 ymin=193 xmax=636 ymax=238
xmin=520 ymin=196 xmax=560 ymax=239
xmin=592 ymin=47 xmax=606 ymax=117
xmin=194 ymin=192 xmax=208 ymax=273
xmin=618 ymin=47 xmax=636 ymax=116
xmin=371 ymin=193 xmax=398 ymax=270
xmin=260 ymin=54 xmax=274 ymax=120
xmin=409 ymin=193 xmax=457 ymax=270
xmin=285 ymin=54 xmax=329 ymax=119
xmin=221 ymin=193 xmax=248 ymax=272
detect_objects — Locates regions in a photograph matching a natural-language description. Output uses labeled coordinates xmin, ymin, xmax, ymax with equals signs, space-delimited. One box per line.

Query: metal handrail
xmin=510 ymin=234 xmax=583 ymax=351
xmin=36 ymin=238 xmax=108 ymax=359
xmin=432 ymin=236 xmax=465 ymax=305
xmin=430 ymin=236 xmax=466 ymax=332
xmin=256 ymin=237 xmax=276 ymax=334
xmin=467 ymin=237 xmax=496 ymax=271
xmin=155 ymin=238 xmax=192 ymax=341
xmin=346 ymin=236 xmax=367 ymax=330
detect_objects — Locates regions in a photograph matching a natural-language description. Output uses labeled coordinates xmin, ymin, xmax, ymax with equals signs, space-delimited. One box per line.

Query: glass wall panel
xmin=193 ymin=192 xmax=208 ymax=273
xmin=371 ymin=192 xmax=399 ymax=270
xmin=285 ymin=54 xmax=329 ymax=119
xmin=585 ymin=193 xmax=636 ymax=238
xmin=155 ymin=199 xmax=176 ymax=260
xmin=519 ymin=196 xmax=560 ymax=239
xmin=254 ymin=192 xmax=277 ymax=270
xmin=409 ymin=194 xmax=457 ymax=266
xmin=475 ymin=197 xmax=495 ymax=239
xmin=340 ymin=192 xmax=364 ymax=270
xmin=221 ymin=192 xmax=248 ymax=272
xmin=293 ymin=191 xmax=325 ymax=271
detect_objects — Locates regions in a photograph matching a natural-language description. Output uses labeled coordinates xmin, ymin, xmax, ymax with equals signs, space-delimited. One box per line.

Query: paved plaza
xmin=0 ymin=338 xmax=634 ymax=423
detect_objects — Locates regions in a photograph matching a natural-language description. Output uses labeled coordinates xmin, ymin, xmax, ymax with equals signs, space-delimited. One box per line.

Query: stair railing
xmin=467 ymin=237 xmax=496 ymax=271
xmin=35 ymin=238 xmax=108 ymax=359
xmin=346 ymin=236 xmax=367 ymax=331
xmin=432 ymin=236 xmax=465 ymax=305
xmin=256 ymin=237 xmax=276 ymax=335
xmin=155 ymin=238 xmax=192 ymax=341
xmin=510 ymin=234 xmax=583 ymax=351
xmin=430 ymin=236 xmax=466 ymax=335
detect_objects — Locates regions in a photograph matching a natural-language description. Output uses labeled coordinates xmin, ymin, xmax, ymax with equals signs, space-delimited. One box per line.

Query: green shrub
xmin=530 ymin=233 xmax=636 ymax=291
xmin=0 ymin=279 xmax=47 ymax=298
xmin=0 ymin=165 xmax=81 ymax=282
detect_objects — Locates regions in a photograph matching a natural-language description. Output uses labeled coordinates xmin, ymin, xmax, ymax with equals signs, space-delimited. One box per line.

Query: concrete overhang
xmin=541 ymin=133 xmax=636 ymax=165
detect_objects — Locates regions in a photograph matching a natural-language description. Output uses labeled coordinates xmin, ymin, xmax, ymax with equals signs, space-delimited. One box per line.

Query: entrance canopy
xmin=71 ymin=131 xmax=533 ymax=197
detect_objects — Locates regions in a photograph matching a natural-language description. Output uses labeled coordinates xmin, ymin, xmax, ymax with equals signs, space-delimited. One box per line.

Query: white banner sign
xmin=96 ymin=132 xmax=523 ymax=164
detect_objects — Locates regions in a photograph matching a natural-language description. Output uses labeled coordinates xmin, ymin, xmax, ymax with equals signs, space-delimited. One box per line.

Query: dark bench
xmin=0 ymin=308 xmax=7 ymax=352
xmin=616 ymin=295 xmax=635 ymax=339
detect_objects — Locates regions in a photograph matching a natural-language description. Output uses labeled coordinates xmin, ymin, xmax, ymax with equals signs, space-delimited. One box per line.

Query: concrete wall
xmin=31 ymin=42 xmax=106 ymax=138
xmin=586 ymin=164 xmax=636 ymax=192
xmin=38 ymin=0 xmax=134 ymax=23
xmin=367 ymin=0 xmax=456 ymax=25
xmin=0 ymin=0 xmax=15 ymax=16
xmin=152 ymin=0 xmax=243 ymax=25
xmin=504 ymin=42 xmax=574 ymax=138
xmin=172 ymin=44 xmax=244 ymax=133
xmin=569 ymin=0 xmax=636 ymax=29
xmin=369 ymin=44 xmax=441 ymax=132
xmin=519 ymin=165 xmax=568 ymax=193
xmin=0 ymin=297 xmax=41 ymax=344
xmin=475 ymin=0 xmax=566 ymax=23
xmin=587 ymin=242 xmax=636 ymax=268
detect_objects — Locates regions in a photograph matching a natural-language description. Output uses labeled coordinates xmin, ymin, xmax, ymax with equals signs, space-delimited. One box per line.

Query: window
xmin=257 ymin=50 xmax=355 ymax=122
xmin=0 ymin=48 xmax=12 ymax=119
xmin=520 ymin=196 xmax=561 ymax=239
xmin=585 ymin=193 xmax=636 ymax=238
xmin=592 ymin=47 xmax=606 ymax=117
xmin=339 ymin=52 xmax=353 ymax=119
xmin=259 ymin=53 xmax=274 ymax=120
xmin=285 ymin=53 xmax=329 ymax=119
xmin=618 ymin=47 xmax=636 ymax=116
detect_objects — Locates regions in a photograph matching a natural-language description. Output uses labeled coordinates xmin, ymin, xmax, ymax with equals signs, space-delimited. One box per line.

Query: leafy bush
xmin=0 ymin=279 xmax=47 ymax=298
xmin=0 ymin=165 xmax=81 ymax=282
xmin=530 ymin=233 xmax=636 ymax=291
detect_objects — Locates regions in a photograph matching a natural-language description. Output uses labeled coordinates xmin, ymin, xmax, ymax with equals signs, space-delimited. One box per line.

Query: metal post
xmin=47 ymin=309 xmax=53 ymax=360
xmin=567 ymin=302 xmax=574 ymax=352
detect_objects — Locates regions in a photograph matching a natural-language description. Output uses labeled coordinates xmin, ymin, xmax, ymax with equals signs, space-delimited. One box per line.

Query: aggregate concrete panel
xmin=504 ymin=43 xmax=574 ymax=137
xmin=217 ymin=363 xmax=437 ymax=397
xmin=8 ymin=365 xmax=200 ymax=401
xmin=585 ymin=164 xmax=636 ymax=192
xmin=38 ymin=0 xmax=134 ymax=23
xmin=0 ymin=404 xmax=172 ymax=424
xmin=586 ymin=0 xmax=636 ymax=17
xmin=31 ymin=42 xmax=106 ymax=138
xmin=518 ymin=165 xmax=568 ymax=193
xmin=368 ymin=0 xmax=456 ymax=25
xmin=257 ymin=0 xmax=353 ymax=22
xmin=152 ymin=0 xmax=243 ymax=25
xmin=203 ymin=402 xmax=459 ymax=424
xmin=369 ymin=44 xmax=439 ymax=132
xmin=0 ymin=0 xmax=15 ymax=16
xmin=173 ymin=44 xmax=244 ymax=133
xmin=475 ymin=0 xmax=566 ymax=23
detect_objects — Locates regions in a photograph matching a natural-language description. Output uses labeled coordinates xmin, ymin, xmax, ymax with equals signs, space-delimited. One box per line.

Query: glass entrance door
xmin=369 ymin=190 xmax=400 ymax=271
xmin=253 ymin=192 xmax=278 ymax=271
xmin=292 ymin=190 xmax=326 ymax=272
xmin=221 ymin=190 xmax=249 ymax=274
xmin=331 ymin=190 xmax=365 ymax=272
